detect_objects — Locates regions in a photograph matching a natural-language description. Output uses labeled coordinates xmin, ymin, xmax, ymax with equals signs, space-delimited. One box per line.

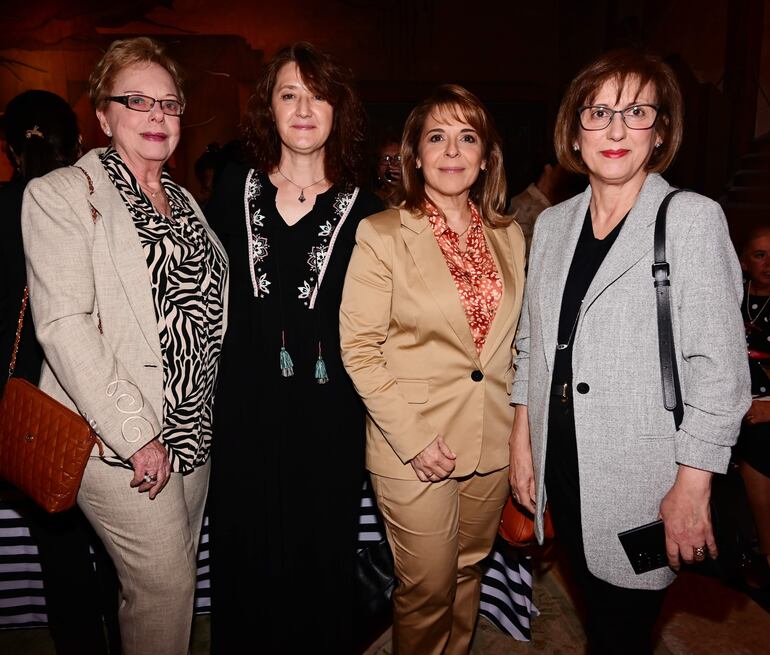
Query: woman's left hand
xmin=659 ymin=465 xmax=716 ymax=570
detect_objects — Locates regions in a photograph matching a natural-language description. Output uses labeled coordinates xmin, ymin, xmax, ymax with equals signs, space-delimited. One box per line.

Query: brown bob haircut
xmin=89 ymin=37 xmax=185 ymax=110
xmin=242 ymin=42 xmax=365 ymax=187
xmin=554 ymin=49 xmax=683 ymax=175
xmin=399 ymin=84 xmax=509 ymax=227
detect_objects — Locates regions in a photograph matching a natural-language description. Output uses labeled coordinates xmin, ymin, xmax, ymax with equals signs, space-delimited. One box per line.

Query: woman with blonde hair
xmin=22 ymin=37 xmax=228 ymax=655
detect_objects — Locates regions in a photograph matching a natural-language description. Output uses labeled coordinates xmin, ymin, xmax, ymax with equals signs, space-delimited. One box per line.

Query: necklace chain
xmin=277 ymin=167 xmax=326 ymax=203
xmin=746 ymin=280 xmax=770 ymax=324
xmin=556 ymin=299 xmax=583 ymax=351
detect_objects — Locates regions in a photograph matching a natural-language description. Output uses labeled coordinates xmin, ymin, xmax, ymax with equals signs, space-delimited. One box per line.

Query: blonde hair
xmin=89 ymin=37 xmax=185 ymax=110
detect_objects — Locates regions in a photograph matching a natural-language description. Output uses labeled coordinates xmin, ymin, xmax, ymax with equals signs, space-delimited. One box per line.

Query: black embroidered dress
xmin=206 ymin=165 xmax=382 ymax=653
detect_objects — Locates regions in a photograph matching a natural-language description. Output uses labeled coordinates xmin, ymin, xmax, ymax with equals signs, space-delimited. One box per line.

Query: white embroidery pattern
xmin=298 ymin=281 xmax=312 ymax=299
xmin=307 ymin=245 xmax=327 ymax=273
xmin=252 ymin=234 xmax=269 ymax=262
xmin=318 ymin=221 xmax=333 ymax=237
xmin=244 ymin=169 xmax=270 ymax=298
xmin=105 ymin=370 xmax=152 ymax=443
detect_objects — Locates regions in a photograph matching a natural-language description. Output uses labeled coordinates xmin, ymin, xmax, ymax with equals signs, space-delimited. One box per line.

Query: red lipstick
xmin=600 ymin=149 xmax=629 ymax=158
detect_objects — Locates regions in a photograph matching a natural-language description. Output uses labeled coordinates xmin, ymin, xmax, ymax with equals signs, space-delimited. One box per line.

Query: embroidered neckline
xmin=243 ymin=169 xmax=359 ymax=308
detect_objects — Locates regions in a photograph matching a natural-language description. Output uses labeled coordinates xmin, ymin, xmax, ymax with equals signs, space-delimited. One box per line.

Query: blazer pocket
xmin=397 ymin=379 xmax=429 ymax=404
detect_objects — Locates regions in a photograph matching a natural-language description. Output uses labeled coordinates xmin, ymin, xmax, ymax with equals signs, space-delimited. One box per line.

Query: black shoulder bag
xmin=653 ymin=189 xmax=755 ymax=583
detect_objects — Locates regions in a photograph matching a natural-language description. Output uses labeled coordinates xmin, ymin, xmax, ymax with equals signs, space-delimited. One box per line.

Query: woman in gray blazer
xmin=509 ymin=49 xmax=750 ymax=653
xmin=22 ymin=38 xmax=227 ymax=655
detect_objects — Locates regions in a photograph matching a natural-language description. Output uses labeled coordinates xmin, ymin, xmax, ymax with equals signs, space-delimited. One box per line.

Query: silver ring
xmin=694 ymin=546 xmax=705 ymax=559
xmin=143 ymin=472 xmax=158 ymax=483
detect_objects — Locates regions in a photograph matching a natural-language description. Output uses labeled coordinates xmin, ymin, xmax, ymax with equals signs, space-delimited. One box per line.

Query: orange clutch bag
xmin=499 ymin=494 xmax=555 ymax=548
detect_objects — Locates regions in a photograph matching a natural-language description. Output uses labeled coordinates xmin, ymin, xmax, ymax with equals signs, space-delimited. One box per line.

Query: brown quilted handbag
xmin=0 ymin=287 xmax=101 ymax=512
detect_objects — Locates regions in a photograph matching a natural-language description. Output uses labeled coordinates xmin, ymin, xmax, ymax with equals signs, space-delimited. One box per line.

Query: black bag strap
xmin=653 ymin=189 xmax=686 ymax=430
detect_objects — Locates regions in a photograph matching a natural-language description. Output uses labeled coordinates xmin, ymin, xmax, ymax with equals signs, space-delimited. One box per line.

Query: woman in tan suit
xmin=22 ymin=38 xmax=227 ymax=655
xmin=340 ymin=85 xmax=526 ymax=655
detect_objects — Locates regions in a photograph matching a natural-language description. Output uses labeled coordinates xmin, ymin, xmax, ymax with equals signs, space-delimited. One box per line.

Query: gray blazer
xmin=21 ymin=148 xmax=228 ymax=463
xmin=510 ymin=173 xmax=750 ymax=589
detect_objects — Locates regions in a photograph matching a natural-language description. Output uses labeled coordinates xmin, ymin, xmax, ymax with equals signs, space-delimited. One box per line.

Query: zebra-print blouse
xmin=100 ymin=148 xmax=227 ymax=473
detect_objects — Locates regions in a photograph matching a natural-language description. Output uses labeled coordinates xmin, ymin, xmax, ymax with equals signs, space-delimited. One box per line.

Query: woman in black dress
xmin=738 ymin=224 xmax=770 ymax=587
xmin=207 ymin=42 xmax=382 ymax=652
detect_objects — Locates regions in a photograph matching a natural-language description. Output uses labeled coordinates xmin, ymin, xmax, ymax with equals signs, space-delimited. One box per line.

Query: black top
xmin=552 ymin=208 xmax=626 ymax=383
xmin=0 ymin=177 xmax=43 ymax=394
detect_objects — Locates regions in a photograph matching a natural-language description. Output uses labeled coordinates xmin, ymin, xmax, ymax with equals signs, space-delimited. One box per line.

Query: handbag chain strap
xmin=653 ymin=189 xmax=686 ymax=430
xmin=7 ymin=286 xmax=29 ymax=381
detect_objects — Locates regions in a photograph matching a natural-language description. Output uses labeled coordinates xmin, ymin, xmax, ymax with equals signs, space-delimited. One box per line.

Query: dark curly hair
xmin=242 ymin=42 xmax=366 ymax=187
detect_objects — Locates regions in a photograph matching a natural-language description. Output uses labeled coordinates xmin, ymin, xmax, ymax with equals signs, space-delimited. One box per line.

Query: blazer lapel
xmin=400 ymin=209 xmax=481 ymax=367
xmin=581 ymin=174 xmax=671 ymax=315
xmin=83 ymin=152 xmax=162 ymax=361
xmin=537 ymin=189 xmax=590 ymax=372
xmin=480 ymin=224 xmax=520 ymax=367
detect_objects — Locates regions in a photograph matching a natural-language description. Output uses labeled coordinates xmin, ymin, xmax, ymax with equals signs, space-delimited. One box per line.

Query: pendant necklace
xmin=746 ymin=280 xmax=770 ymax=324
xmin=277 ymin=167 xmax=326 ymax=203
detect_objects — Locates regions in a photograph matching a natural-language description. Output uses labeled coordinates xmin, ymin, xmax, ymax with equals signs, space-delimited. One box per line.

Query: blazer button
xmin=471 ymin=370 xmax=484 ymax=382
xmin=576 ymin=382 xmax=590 ymax=394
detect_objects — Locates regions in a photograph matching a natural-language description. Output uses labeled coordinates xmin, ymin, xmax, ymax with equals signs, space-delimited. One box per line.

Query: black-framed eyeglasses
xmin=380 ymin=154 xmax=401 ymax=165
xmin=108 ymin=94 xmax=185 ymax=117
xmin=577 ymin=104 xmax=659 ymax=131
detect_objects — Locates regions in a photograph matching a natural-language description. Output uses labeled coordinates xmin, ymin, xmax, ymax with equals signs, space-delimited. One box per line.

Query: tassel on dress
xmin=314 ymin=342 xmax=329 ymax=384
xmin=279 ymin=331 xmax=294 ymax=377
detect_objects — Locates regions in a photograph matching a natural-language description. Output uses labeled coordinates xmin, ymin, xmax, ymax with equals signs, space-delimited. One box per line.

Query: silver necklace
xmin=139 ymin=180 xmax=166 ymax=200
xmin=746 ymin=281 xmax=770 ymax=324
xmin=556 ymin=299 xmax=583 ymax=350
xmin=277 ymin=167 xmax=326 ymax=203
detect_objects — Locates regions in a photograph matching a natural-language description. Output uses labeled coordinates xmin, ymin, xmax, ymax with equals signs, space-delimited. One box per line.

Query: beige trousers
xmin=371 ymin=468 xmax=509 ymax=655
xmin=77 ymin=457 xmax=210 ymax=655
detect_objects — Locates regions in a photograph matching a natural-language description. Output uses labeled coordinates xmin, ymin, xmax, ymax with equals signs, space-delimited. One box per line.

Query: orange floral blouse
xmin=424 ymin=200 xmax=503 ymax=353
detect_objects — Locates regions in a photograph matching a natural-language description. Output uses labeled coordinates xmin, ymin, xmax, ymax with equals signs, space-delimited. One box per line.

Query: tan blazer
xmin=21 ymin=148 xmax=228 ymax=463
xmin=340 ymin=207 xmax=526 ymax=480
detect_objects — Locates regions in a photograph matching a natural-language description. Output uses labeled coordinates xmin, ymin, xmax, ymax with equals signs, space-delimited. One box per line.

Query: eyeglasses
xmin=380 ymin=154 xmax=401 ymax=165
xmin=108 ymin=94 xmax=185 ymax=117
xmin=577 ymin=104 xmax=659 ymax=131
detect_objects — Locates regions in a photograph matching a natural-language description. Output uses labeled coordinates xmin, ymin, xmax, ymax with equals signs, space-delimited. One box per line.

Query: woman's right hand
xmin=509 ymin=405 xmax=536 ymax=513
xmin=410 ymin=436 xmax=456 ymax=482
xmin=129 ymin=438 xmax=171 ymax=500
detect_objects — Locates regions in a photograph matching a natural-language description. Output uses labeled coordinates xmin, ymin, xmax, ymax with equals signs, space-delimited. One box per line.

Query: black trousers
xmin=545 ymin=386 xmax=667 ymax=655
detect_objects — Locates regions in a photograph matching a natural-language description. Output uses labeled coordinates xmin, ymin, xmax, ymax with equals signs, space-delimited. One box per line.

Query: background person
xmin=1 ymin=89 xmax=120 ymax=655
xmin=21 ymin=38 xmax=228 ymax=655
xmin=736 ymin=224 xmax=770 ymax=590
xmin=206 ymin=42 xmax=382 ymax=653
xmin=340 ymin=84 xmax=526 ymax=655
xmin=509 ymin=49 xmax=750 ymax=654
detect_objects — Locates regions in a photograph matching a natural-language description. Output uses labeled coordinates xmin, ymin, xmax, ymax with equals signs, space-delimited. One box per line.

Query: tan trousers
xmin=77 ymin=457 xmax=210 ymax=655
xmin=371 ymin=468 xmax=509 ymax=655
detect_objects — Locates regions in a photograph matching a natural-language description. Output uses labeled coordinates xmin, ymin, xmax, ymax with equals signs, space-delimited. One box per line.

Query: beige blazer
xmin=340 ymin=207 xmax=526 ymax=480
xmin=21 ymin=148 xmax=228 ymax=463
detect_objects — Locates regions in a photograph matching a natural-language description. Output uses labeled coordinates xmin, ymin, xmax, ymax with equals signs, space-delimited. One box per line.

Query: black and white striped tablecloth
xmin=0 ymin=483 xmax=535 ymax=640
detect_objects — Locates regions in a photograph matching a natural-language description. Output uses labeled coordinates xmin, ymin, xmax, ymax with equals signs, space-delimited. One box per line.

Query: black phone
xmin=617 ymin=519 xmax=668 ymax=574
